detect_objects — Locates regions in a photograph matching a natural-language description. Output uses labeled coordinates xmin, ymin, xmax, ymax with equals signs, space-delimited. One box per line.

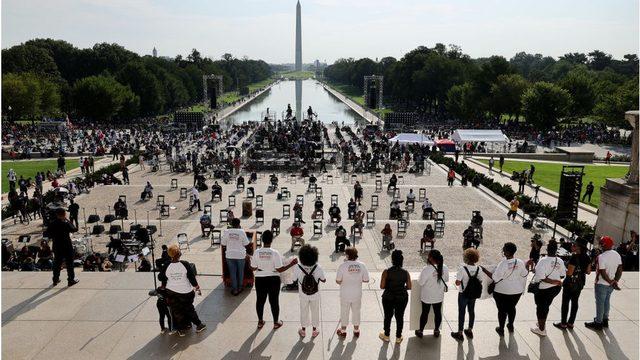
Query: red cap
xmin=599 ymin=236 xmax=614 ymax=249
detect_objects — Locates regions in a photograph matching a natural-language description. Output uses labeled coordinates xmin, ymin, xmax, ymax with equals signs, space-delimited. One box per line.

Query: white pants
xmin=299 ymin=295 xmax=320 ymax=328
xmin=340 ymin=298 xmax=362 ymax=327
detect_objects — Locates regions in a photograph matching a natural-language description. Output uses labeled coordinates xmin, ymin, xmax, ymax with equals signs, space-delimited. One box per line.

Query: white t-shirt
xmin=222 ymin=228 xmax=250 ymax=259
xmin=456 ymin=264 xmax=480 ymax=293
xmin=492 ymin=258 xmax=528 ymax=295
xmin=419 ymin=264 xmax=450 ymax=303
xmin=596 ymin=250 xmax=622 ymax=286
xmin=336 ymin=260 xmax=370 ymax=302
xmin=533 ymin=256 xmax=566 ymax=290
xmin=165 ymin=262 xmax=193 ymax=294
xmin=294 ymin=264 xmax=326 ymax=300
xmin=252 ymin=247 xmax=283 ymax=277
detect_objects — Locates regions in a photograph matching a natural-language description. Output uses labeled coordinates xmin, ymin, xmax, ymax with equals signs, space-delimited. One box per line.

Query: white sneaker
xmin=530 ymin=327 xmax=546 ymax=336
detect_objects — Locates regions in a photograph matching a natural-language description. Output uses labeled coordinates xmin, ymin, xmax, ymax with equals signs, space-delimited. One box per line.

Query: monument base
xmin=595 ymin=178 xmax=639 ymax=243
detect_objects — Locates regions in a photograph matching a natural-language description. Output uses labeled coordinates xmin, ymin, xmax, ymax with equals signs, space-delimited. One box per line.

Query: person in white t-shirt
xmin=415 ymin=250 xmax=448 ymax=338
xmin=250 ymin=230 xmax=298 ymax=330
xmin=530 ymin=240 xmax=566 ymax=336
xmin=586 ymin=236 xmax=623 ymax=330
xmin=222 ymin=218 xmax=251 ymax=295
xmin=158 ymin=244 xmax=206 ymax=336
xmin=451 ymin=248 xmax=480 ymax=341
xmin=336 ymin=247 xmax=370 ymax=338
xmin=293 ymin=244 xmax=326 ymax=338
xmin=482 ymin=242 xmax=528 ymax=336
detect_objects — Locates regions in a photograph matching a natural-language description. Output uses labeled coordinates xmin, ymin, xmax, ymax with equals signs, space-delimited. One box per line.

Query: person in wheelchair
xmin=422 ymin=198 xmax=434 ymax=219
xmin=211 ymin=181 xmax=222 ymax=201
xmin=347 ymin=198 xmax=357 ymax=220
xmin=114 ymin=198 xmax=128 ymax=219
xmin=328 ymin=204 xmax=341 ymax=224
xmin=141 ymin=181 xmax=153 ymax=200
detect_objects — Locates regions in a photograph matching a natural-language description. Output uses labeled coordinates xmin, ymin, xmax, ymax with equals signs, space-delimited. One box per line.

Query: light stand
xmin=147 ymin=231 xmax=158 ymax=296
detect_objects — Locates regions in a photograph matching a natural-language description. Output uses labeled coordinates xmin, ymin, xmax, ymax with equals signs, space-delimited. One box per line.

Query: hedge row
xmin=429 ymin=152 xmax=595 ymax=240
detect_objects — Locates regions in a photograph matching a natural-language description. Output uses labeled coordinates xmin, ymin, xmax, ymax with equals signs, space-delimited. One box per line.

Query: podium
xmin=221 ymin=231 xmax=256 ymax=288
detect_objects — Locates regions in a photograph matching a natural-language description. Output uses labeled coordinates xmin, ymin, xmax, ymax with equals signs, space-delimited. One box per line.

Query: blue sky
xmin=2 ymin=0 xmax=638 ymax=63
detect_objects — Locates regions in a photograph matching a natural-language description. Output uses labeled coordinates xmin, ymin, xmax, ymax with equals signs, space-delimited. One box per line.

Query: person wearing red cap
xmin=585 ymin=236 xmax=623 ymax=330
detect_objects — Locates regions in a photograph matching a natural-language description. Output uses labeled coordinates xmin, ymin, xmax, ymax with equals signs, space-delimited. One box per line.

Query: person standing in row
xmin=530 ymin=240 xmax=566 ymax=336
xmin=336 ymin=247 xmax=370 ymax=338
xmin=585 ymin=236 xmax=623 ymax=330
xmin=250 ymin=230 xmax=298 ymax=330
xmin=295 ymin=245 xmax=326 ymax=338
xmin=415 ymin=250 xmax=448 ymax=338
xmin=222 ymin=218 xmax=251 ymax=295
xmin=46 ymin=208 xmax=79 ymax=287
xmin=451 ymin=248 xmax=482 ymax=341
xmin=554 ymin=238 xmax=591 ymax=330
xmin=485 ymin=242 xmax=528 ymax=335
xmin=379 ymin=250 xmax=411 ymax=344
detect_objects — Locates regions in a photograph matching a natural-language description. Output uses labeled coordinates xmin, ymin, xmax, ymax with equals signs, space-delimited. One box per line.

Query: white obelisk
xmin=295 ymin=0 xmax=302 ymax=71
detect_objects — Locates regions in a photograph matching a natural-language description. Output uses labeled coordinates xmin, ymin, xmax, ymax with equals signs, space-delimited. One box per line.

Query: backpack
xmin=299 ymin=265 xmax=319 ymax=296
xmin=462 ymin=266 xmax=482 ymax=299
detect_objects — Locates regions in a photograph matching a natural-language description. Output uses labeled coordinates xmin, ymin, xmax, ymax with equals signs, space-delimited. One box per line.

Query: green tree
xmin=447 ymin=83 xmax=479 ymax=120
xmin=489 ymin=74 xmax=528 ymax=120
xmin=72 ymin=75 xmax=138 ymax=121
xmin=593 ymin=78 xmax=639 ymax=126
xmin=2 ymin=73 xmax=39 ymax=120
xmin=117 ymin=61 xmax=164 ymax=115
xmin=560 ymin=68 xmax=595 ymax=117
xmin=522 ymin=82 xmax=572 ymax=129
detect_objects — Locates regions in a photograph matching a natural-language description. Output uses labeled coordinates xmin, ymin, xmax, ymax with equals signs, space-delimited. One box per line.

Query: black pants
xmin=157 ymin=299 xmax=173 ymax=330
xmin=382 ymin=295 xmax=408 ymax=338
xmin=582 ymin=192 xmax=592 ymax=202
xmin=534 ymin=286 xmax=561 ymax=320
xmin=70 ymin=215 xmax=79 ymax=228
xmin=493 ymin=292 xmax=522 ymax=329
xmin=166 ymin=290 xmax=202 ymax=331
xmin=447 ymin=178 xmax=454 ymax=186
xmin=560 ymin=287 xmax=582 ymax=324
xmin=190 ymin=199 xmax=201 ymax=211
xmin=52 ymin=250 xmax=75 ymax=282
xmin=419 ymin=302 xmax=442 ymax=331
xmin=255 ymin=276 xmax=281 ymax=322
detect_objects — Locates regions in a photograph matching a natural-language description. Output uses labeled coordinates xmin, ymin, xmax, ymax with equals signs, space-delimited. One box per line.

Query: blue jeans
xmin=227 ymin=258 xmax=245 ymax=292
xmin=457 ymin=293 xmax=476 ymax=332
xmin=594 ymin=283 xmax=614 ymax=323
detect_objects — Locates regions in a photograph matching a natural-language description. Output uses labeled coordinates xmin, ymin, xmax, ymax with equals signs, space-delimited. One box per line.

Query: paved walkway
xmin=462 ymin=156 xmax=598 ymax=226
xmin=2 ymin=271 xmax=637 ymax=359
xmin=319 ymin=82 xmax=380 ymax=125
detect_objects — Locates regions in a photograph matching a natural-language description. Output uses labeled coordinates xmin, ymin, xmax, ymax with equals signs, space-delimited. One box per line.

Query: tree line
xmin=324 ymin=44 xmax=638 ymax=128
xmin=1 ymin=39 xmax=272 ymax=121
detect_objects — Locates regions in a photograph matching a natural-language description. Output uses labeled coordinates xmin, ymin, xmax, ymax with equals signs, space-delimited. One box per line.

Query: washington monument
xmin=295 ymin=0 xmax=302 ymax=71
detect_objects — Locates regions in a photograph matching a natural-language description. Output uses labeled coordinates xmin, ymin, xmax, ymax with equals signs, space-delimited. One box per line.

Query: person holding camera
xmin=46 ymin=208 xmax=79 ymax=287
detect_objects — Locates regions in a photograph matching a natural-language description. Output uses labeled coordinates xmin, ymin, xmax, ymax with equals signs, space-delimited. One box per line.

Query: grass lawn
xmin=2 ymin=159 xmax=81 ymax=193
xmin=478 ymin=159 xmax=629 ymax=208
xmin=277 ymin=70 xmax=315 ymax=80
xmin=324 ymin=81 xmax=393 ymax=118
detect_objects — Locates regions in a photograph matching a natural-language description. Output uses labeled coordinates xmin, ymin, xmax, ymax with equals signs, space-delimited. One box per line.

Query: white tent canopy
xmin=451 ymin=129 xmax=509 ymax=143
xmin=389 ymin=133 xmax=435 ymax=145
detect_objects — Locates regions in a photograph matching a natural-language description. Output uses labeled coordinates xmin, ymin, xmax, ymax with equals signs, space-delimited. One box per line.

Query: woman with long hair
xmin=415 ymin=250 xmax=448 ymax=338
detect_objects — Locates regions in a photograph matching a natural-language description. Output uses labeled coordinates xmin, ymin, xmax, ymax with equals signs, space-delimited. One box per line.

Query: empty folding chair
xmin=315 ymin=187 xmax=323 ymax=199
xmin=351 ymin=174 xmax=357 ymax=184
xmin=419 ymin=188 xmax=426 ymax=201
xmin=204 ymin=205 xmax=212 ymax=215
xmin=171 ymin=179 xmax=178 ymax=190
xmin=327 ymin=175 xmax=333 ymax=184
xmin=313 ymin=220 xmax=323 ymax=235
xmin=371 ymin=194 xmax=379 ymax=208
xmin=177 ymin=233 xmax=189 ymax=250
xmin=160 ymin=204 xmax=170 ymax=217
xmin=228 ymin=195 xmax=236 ymax=207
xmin=283 ymin=204 xmax=291 ymax=218
xmin=397 ymin=219 xmax=407 ymax=237
xmin=331 ymin=194 xmax=338 ymax=206
xmin=256 ymin=195 xmax=264 ymax=207
xmin=220 ymin=210 xmax=229 ymax=224
xmin=296 ymin=195 xmax=304 ymax=206
xmin=375 ymin=180 xmax=382 ymax=192
xmin=211 ymin=230 xmax=222 ymax=246
xmin=156 ymin=195 xmax=165 ymax=208
xmin=366 ymin=210 xmax=376 ymax=226
xmin=256 ymin=209 xmax=265 ymax=224
xmin=180 ymin=188 xmax=188 ymax=199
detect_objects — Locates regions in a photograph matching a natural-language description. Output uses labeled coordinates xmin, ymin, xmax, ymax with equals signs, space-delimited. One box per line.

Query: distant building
xmin=314 ymin=59 xmax=320 ymax=68
xmin=152 ymin=47 xmax=157 ymax=57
